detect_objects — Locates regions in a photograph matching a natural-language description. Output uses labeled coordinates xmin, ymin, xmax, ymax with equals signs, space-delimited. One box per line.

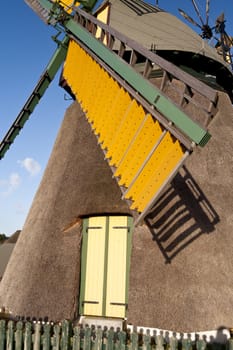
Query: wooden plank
xmin=83 ymin=217 xmax=106 ymax=316
xmin=0 ymin=321 xmax=6 ymax=350
xmin=15 ymin=322 xmax=23 ymax=350
xmin=105 ymin=216 xmax=128 ymax=318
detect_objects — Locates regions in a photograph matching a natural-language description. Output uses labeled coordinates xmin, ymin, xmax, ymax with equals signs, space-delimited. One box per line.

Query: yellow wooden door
xmin=80 ymin=216 xmax=106 ymax=316
xmin=79 ymin=216 xmax=133 ymax=318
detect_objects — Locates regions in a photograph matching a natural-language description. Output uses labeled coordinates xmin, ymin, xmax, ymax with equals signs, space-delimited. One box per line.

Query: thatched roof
xmin=6 ymin=230 xmax=21 ymax=244
xmin=127 ymin=91 xmax=233 ymax=332
xmin=0 ymin=102 xmax=130 ymax=321
xmin=0 ymin=244 xmax=15 ymax=280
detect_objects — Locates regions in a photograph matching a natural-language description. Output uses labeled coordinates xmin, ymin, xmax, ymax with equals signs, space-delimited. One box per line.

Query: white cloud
xmin=18 ymin=157 xmax=41 ymax=176
xmin=0 ymin=172 xmax=21 ymax=196
xmin=15 ymin=201 xmax=26 ymax=215
xmin=9 ymin=173 xmax=21 ymax=188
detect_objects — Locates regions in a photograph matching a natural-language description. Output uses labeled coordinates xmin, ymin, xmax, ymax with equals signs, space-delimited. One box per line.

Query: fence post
xmin=117 ymin=331 xmax=126 ymax=350
xmin=6 ymin=320 xmax=14 ymax=350
xmin=228 ymin=338 xmax=233 ymax=350
xmin=130 ymin=331 xmax=138 ymax=350
xmin=83 ymin=327 xmax=91 ymax=350
xmin=15 ymin=321 xmax=23 ymax=350
xmin=94 ymin=328 xmax=103 ymax=350
xmin=42 ymin=323 xmax=51 ymax=350
xmin=52 ymin=324 xmax=61 ymax=350
xmin=106 ymin=329 xmax=114 ymax=350
xmin=156 ymin=334 xmax=164 ymax=350
xmin=0 ymin=320 xmax=6 ymax=350
xmin=61 ymin=320 xmax=71 ymax=350
xmin=169 ymin=334 xmax=178 ymax=350
xmin=143 ymin=331 xmax=151 ymax=350
xmin=24 ymin=322 xmax=32 ymax=350
xmin=196 ymin=337 xmax=206 ymax=350
xmin=182 ymin=336 xmax=192 ymax=350
xmin=33 ymin=323 xmax=42 ymax=350
xmin=72 ymin=326 xmax=80 ymax=350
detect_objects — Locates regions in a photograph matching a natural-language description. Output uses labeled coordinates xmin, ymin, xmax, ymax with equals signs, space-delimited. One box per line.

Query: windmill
xmin=178 ymin=0 xmax=233 ymax=67
xmin=0 ymin=0 xmax=218 ymax=223
xmin=1 ymin=0 xmax=233 ymax=332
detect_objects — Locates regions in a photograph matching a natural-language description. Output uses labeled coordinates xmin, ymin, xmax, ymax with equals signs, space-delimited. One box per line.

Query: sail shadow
xmin=145 ymin=166 xmax=219 ymax=263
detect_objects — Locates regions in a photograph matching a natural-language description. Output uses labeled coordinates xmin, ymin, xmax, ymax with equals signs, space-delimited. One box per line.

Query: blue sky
xmin=0 ymin=0 xmax=233 ymax=236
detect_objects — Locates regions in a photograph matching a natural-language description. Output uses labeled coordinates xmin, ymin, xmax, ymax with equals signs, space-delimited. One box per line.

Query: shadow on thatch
xmin=145 ymin=166 xmax=219 ymax=263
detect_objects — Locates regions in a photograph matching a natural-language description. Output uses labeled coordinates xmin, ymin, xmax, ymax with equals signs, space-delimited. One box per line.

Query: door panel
xmin=82 ymin=216 xmax=106 ymax=316
xmin=105 ymin=216 xmax=128 ymax=318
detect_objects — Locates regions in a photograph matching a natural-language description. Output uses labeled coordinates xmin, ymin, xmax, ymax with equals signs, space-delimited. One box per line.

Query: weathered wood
xmin=42 ymin=323 xmax=51 ymax=350
xmin=129 ymin=332 xmax=138 ymax=350
xmin=52 ymin=325 xmax=60 ymax=350
xmin=0 ymin=321 xmax=6 ymax=350
xmin=6 ymin=321 xmax=14 ymax=350
xmin=143 ymin=331 xmax=151 ymax=350
xmin=169 ymin=334 xmax=178 ymax=350
xmin=106 ymin=328 xmax=114 ymax=350
xmin=196 ymin=337 xmax=206 ymax=350
xmin=228 ymin=338 xmax=233 ymax=350
xmin=61 ymin=320 xmax=71 ymax=350
xmin=24 ymin=322 xmax=32 ymax=350
xmin=93 ymin=328 xmax=103 ymax=350
xmin=15 ymin=321 xmax=23 ymax=350
xmin=155 ymin=334 xmax=164 ymax=350
xmin=181 ymin=336 xmax=192 ymax=350
xmin=83 ymin=327 xmax=91 ymax=350
xmin=0 ymin=320 xmax=232 ymax=350
xmin=33 ymin=323 xmax=41 ymax=350
xmin=72 ymin=326 xmax=80 ymax=350
xmin=116 ymin=331 xmax=126 ymax=350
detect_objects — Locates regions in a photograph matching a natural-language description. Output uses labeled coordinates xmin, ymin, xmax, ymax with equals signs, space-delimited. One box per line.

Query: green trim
xmin=79 ymin=218 xmax=89 ymax=315
xmin=64 ymin=19 xmax=211 ymax=146
xmin=46 ymin=36 xmax=69 ymax=79
xmin=102 ymin=216 xmax=109 ymax=317
xmin=38 ymin=0 xmax=53 ymax=11
xmin=125 ymin=216 xmax=133 ymax=313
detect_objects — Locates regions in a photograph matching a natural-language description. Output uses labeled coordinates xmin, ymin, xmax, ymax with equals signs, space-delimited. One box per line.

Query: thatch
xmin=0 ymin=91 xmax=233 ymax=331
xmin=6 ymin=230 xmax=21 ymax=244
xmin=127 ymin=92 xmax=233 ymax=332
xmin=0 ymin=102 xmax=130 ymax=321
xmin=1 ymin=92 xmax=233 ymax=332
xmin=0 ymin=244 xmax=15 ymax=281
